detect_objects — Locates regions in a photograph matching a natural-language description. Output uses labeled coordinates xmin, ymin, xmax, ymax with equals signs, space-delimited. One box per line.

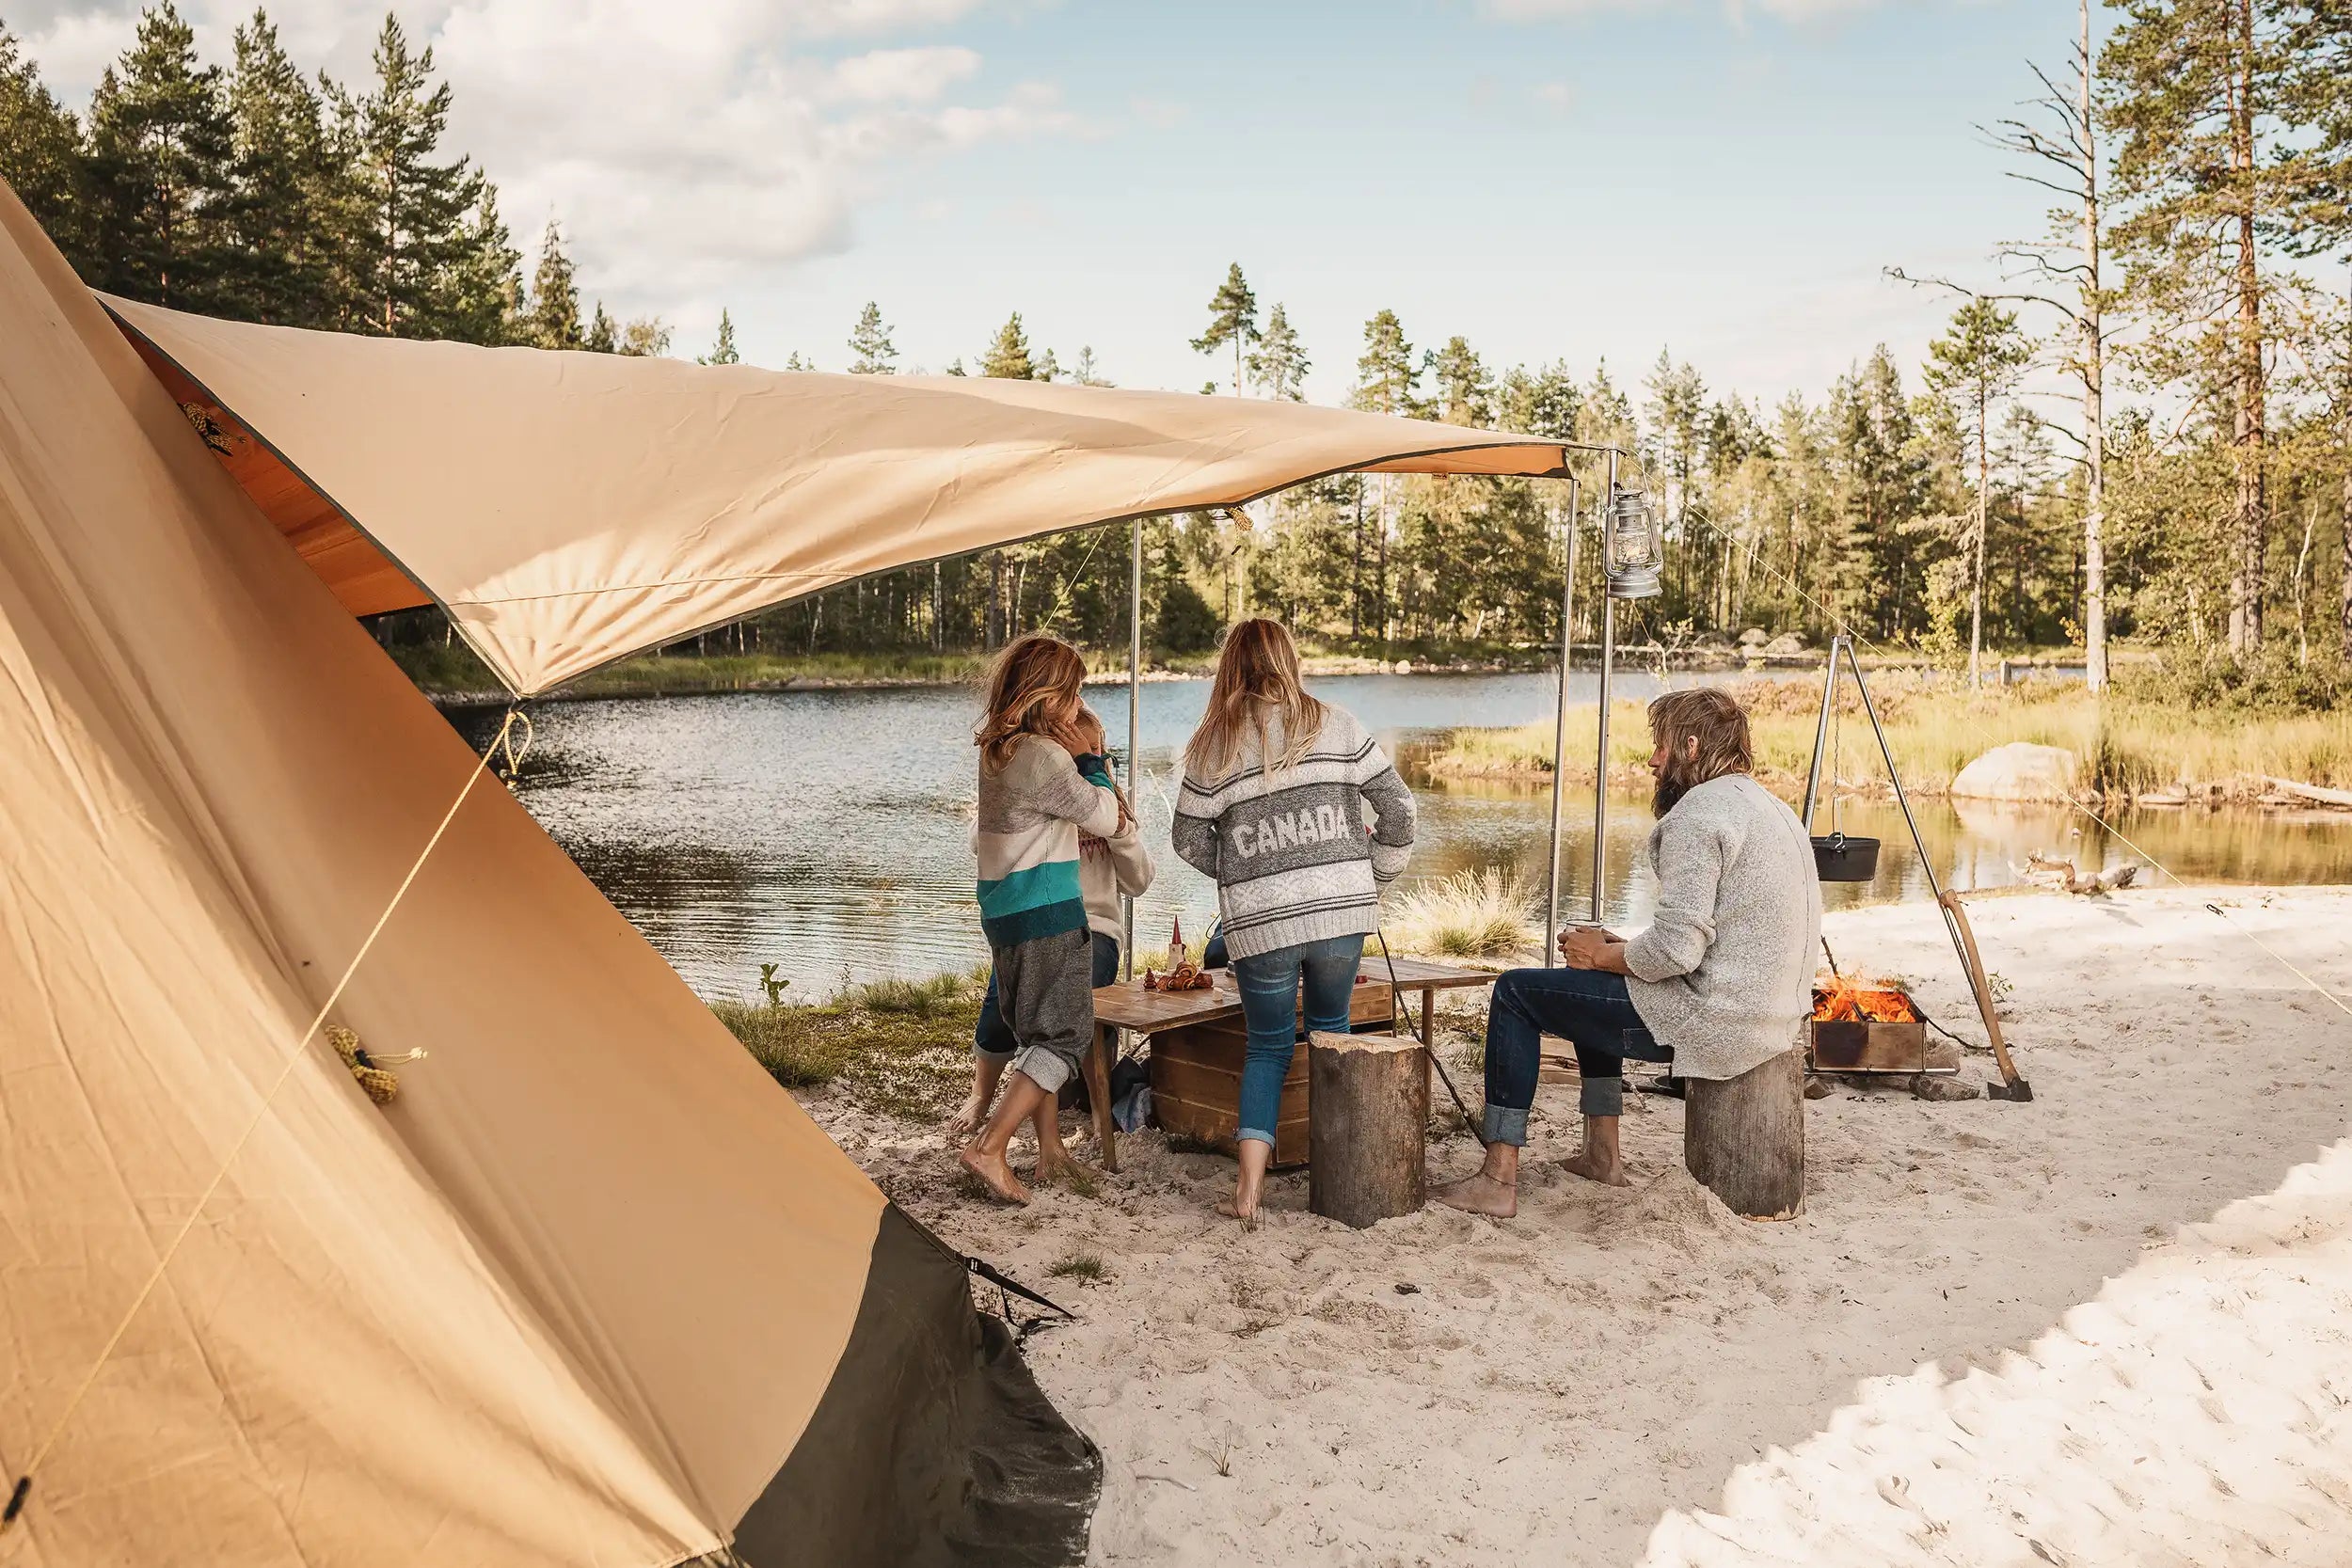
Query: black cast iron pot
xmin=1812 ymin=832 xmax=1880 ymax=882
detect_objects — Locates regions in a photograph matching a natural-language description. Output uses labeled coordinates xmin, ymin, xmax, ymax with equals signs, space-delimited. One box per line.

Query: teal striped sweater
xmin=973 ymin=736 xmax=1121 ymax=948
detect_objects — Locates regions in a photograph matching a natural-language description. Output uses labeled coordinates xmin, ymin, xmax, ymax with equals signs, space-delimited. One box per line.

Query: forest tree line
xmin=4 ymin=1 xmax=2350 ymax=694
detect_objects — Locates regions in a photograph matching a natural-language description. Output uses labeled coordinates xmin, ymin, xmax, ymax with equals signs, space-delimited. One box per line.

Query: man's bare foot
xmin=1433 ymin=1172 xmax=1518 ymax=1218
xmin=946 ymin=1092 xmax=989 ymax=1141
xmin=958 ymin=1146 xmax=1032 ymax=1204
xmin=1215 ymin=1193 xmax=1261 ymax=1230
xmin=1560 ymin=1149 xmax=1629 ymax=1187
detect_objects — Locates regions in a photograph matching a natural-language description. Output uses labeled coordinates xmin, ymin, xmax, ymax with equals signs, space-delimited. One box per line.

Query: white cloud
xmin=16 ymin=1 xmax=1079 ymax=313
xmin=1479 ymin=0 xmax=1896 ymax=22
xmin=826 ymin=45 xmax=981 ymax=103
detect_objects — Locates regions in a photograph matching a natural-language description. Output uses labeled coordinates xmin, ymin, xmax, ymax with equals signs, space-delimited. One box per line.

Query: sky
xmin=14 ymin=0 xmax=2085 ymax=409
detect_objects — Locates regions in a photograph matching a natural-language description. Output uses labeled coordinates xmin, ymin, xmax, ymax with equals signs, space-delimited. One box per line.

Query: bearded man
xmin=1436 ymin=688 xmax=1820 ymax=1218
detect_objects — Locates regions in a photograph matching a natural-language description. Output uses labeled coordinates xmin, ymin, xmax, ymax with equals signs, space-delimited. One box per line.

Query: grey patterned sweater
xmin=1171 ymin=705 xmax=1416 ymax=960
xmin=1623 ymin=773 xmax=1823 ymax=1081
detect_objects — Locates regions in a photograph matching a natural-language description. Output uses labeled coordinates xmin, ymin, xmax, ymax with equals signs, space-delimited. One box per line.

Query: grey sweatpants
xmin=989 ymin=927 xmax=1096 ymax=1095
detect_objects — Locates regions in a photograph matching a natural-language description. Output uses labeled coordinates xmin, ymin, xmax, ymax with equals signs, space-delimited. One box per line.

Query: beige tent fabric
xmin=104 ymin=297 xmax=1569 ymax=696
xmin=3 ymin=186 xmax=887 ymax=1561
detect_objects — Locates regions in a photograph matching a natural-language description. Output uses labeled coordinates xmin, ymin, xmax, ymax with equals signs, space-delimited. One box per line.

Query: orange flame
xmin=1812 ymin=973 xmax=1920 ymax=1023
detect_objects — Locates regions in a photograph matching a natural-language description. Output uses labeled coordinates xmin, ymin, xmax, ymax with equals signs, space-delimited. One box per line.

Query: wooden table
xmin=1081 ymin=956 xmax=1497 ymax=1171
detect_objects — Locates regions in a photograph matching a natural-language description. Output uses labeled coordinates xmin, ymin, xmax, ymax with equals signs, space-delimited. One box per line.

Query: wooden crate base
xmin=1149 ymin=983 xmax=1404 ymax=1169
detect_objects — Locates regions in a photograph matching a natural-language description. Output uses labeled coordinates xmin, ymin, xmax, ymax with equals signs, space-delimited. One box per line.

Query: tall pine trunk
xmin=1972 ymin=383 xmax=1988 ymax=687
xmin=2228 ymin=0 xmax=2265 ymax=654
xmin=2080 ymin=0 xmax=2108 ymax=693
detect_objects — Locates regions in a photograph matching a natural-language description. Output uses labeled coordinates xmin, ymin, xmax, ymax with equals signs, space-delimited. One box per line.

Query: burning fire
xmin=1812 ymin=973 xmax=1920 ymax=1024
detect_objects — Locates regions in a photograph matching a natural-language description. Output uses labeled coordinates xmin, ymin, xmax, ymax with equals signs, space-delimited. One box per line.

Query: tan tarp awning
xmin=103 ymin=297 xmax=1569 ymax=696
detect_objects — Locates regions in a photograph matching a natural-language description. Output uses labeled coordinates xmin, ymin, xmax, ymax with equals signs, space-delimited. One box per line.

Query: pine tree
xmin=1192 ymin=262 xmax=1259 ymax=395
xmin=980 ymin=311 xmax=1037 ymax=379
xmin=85 ymin=2 xmax=235 ymax=309
xmin=1071 ymin=345 xmax=1112 ymax=386
xmin=1247 ymin=302 xmax=1309 ymax=399
xmin=699 ymin=308 xmax=740 ymax=365
xmin=1350 ymin=309 xmax=1419 ymax=415
xmin=1 ymin=24 xmax=93 ymax=273
xmin=522 ymin=219 xmax=584 ymax=349
xmin=847 ymin=300 xmax=897 ymax=373
xmin=340 ymin=15 xmax=498 ymax=339
xmin=2106 ymin=0 xmax=2352 ymax=652
xmin=617 ymin=315 xmax=671 ymax=356
xmin=1428 ymin=336 xmax=1492 ymax=426
xmin=219 ymin=9 xmax=330 ymax=325
xmin=584 ymin=300 xmax=616 ymax=353
xmin=437 ymin=184 xmax=521 ymax=345
xmin=1925 ymin=299 xmax=2033 ymax=685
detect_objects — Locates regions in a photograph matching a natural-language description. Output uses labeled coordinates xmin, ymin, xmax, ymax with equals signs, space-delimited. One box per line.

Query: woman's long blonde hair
xmin=1184 ymin=619 xmax=1327 ymax=783
xmin=977 ymin=635 xmax=1097 ymax=772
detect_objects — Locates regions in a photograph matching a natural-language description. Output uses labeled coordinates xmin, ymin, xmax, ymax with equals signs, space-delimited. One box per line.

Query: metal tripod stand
xmin=1801 ymin=636 xmax=2032 ymax=1101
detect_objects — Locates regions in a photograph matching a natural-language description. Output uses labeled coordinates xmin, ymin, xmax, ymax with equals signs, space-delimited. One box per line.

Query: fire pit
xmin=1807 ymin=974 xmax=1949 ymax=1074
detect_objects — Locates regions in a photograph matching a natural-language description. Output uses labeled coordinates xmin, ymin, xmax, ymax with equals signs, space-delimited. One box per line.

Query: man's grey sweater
xmin=1171 ymin=705 xmax=1416 ymax=960
xmin=1623 ymin=773 xmax=1822 ymax=1082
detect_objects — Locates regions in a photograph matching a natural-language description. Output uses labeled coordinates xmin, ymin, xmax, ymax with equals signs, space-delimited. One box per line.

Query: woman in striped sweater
xmin=960 ymin=636 xmax=1129 ymax=1205
xmin=1173 ymin=620 xmax=1416 ymax=1225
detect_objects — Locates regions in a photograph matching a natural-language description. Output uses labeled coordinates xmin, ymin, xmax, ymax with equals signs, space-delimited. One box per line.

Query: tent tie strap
xmin=327 ymin=1024 xmax=425 ymax=1106
xmin=966 ymin=1255 xmax=1075 ymax=1344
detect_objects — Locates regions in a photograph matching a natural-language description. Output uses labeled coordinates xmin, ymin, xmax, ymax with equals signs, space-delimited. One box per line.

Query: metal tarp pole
xmin=1124 ymin=515 xmax=1141 ymax=978
xmin=1544 ymin=473 xmax=1581 ymax=964
xmin=1590 ymin=449 xmax=1619 ymax=924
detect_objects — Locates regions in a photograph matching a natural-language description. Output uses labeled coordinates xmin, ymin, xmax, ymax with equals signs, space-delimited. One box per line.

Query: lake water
xmin=460 ymin=673 xmax=2352 ymax=1001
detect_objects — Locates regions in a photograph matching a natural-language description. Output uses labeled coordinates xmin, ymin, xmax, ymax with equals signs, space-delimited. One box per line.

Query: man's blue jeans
xmin=1232 ymin=933 xmax=1365 ymax=1148
xmin=1479 ymin=966 xmax=1670 ymax=1145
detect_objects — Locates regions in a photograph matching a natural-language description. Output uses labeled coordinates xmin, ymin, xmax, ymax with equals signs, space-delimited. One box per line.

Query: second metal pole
xmin=1590 ymin=451 xmax=1619 ymax=924
xmin=1544 ymin=474 xmax=1581 ymax=963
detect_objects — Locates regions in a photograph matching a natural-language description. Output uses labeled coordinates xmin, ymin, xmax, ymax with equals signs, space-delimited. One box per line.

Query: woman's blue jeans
xmin=1232 ymin=933 xmax=1365 ymax=1148
xmin=1480 ymin=965 xmax=1670 ymax=1145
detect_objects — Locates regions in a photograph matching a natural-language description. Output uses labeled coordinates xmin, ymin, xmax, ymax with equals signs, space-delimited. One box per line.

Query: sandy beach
xmin=810 ymin=884 xmax=2352 ymax=1566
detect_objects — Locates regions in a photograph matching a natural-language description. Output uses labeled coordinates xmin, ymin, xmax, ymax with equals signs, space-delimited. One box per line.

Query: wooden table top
xmin=1092 ymin=955 xmax=1497 ymax=1033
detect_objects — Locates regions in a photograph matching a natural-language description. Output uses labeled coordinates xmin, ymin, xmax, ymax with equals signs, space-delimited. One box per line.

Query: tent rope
xmin=1677 ymin=500 xmax=2352 ymax=1022
xmin=1 ymin=706 xmax=532 ymax=1539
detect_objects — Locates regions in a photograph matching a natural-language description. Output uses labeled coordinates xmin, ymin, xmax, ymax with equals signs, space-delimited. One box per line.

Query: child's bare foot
xmin=1433 ymin=1172 xmax=1518 ymax=1217
xmin=946 ymin=1092 xmax=990 ymax=1141
xmin=959 ymin=1146 xmax=1032 ymax=1205
xmin=1561 ymin=1149 xmax=1629 ymax=1187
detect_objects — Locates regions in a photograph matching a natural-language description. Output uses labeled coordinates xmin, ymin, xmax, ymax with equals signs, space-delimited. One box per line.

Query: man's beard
xmin=1652 ymin=772 xmax=1690 ymax=819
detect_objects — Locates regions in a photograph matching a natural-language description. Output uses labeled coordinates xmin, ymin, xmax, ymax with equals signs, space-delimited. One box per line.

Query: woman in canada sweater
xmin=1172 ymin=620 xmax=1416 ymax=1224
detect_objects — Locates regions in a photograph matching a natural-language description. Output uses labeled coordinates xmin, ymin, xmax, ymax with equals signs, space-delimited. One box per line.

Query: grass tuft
xmin=711 ymin=967 xmax=987 ymax=1118
xmin=1384 ymin=867 xmax=1539 ymax=959
xmin=1047 ymin=1251 xmax=1108 ymax=1283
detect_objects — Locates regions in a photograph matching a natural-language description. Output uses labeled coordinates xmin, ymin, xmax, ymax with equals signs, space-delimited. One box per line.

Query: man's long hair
xmin=1648 ymin=687 xmax=1754 ymax=817
xmin=1184 ymin=619 xmax=1328 ymax=783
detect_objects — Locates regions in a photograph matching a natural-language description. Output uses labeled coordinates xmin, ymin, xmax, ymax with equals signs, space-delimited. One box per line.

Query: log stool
xmin=1307 ymin=1032 xmax=1427 ymax=1227
xmin=1683 ymin=1047 xmax=1804 ymax=1220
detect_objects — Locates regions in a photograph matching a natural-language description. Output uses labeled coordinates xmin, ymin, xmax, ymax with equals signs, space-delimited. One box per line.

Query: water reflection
xmin=457 ymin=674 xmax=2351 ymax=1000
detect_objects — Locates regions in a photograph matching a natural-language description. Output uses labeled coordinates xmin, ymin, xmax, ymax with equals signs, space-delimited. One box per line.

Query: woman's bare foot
xmin=1215 ymin=1193 xmax=1261 ymax=1230
xmin=1560 ymin=1148 xmax=1629 ymax=1187
xmin=1433 ymin=1172 xmax=1518 ymax=1218
xmin=958 ymin=1145 xmax=1032 ymax=1204
xmin=946 ymin=1092 xmax=990 ymax=1141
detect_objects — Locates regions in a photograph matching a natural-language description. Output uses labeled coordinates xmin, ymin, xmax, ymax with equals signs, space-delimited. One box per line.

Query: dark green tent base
xmin=729 ymin=1205 xmax=1101 ymax=1567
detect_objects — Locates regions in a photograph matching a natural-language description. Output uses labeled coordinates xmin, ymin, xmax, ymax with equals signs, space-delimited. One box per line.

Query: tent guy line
xmin=0 ymin=709 xmax=530 ymax=1536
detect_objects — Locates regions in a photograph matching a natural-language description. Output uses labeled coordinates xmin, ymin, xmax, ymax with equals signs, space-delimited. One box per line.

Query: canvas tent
xmin=0 ymin=175 xmax=1573 ymax=1568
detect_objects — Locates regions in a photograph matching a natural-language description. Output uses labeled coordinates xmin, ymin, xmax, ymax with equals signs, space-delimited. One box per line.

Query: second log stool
xmin=1307 ymin=1032 xmax=1428 ymax=1227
